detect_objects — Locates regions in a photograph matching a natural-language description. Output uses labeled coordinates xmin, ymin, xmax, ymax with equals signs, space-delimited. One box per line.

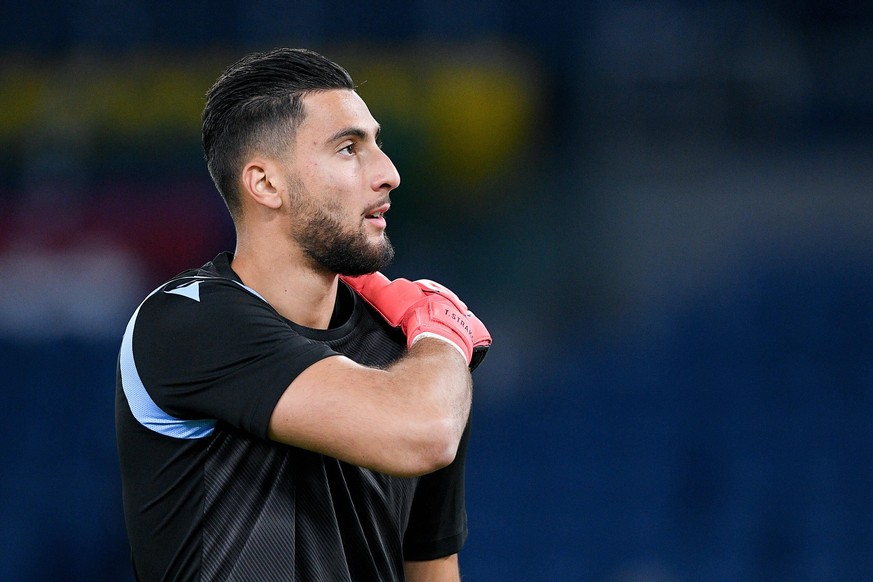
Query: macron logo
xmin=164 ymin=281 xmax=202 ymax=302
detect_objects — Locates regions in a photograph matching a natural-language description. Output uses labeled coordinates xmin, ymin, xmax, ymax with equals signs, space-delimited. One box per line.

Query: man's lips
xmin=364 ymin=203 xmax=390 ymax=229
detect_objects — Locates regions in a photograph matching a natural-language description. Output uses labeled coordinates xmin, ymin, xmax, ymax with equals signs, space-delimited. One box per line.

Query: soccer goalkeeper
xmin=115 ymin=47 xmax=491 ymax=581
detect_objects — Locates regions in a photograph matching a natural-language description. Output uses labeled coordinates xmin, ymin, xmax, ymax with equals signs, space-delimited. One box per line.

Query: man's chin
xmin=339 ymin=251 xmax=394 ymax=276
xmin=305 ymin=231 xmax=395 ymax=276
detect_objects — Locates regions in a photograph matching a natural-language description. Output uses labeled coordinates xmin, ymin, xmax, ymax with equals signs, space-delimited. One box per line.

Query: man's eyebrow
xmin=326 ymin=125 xmax=382 ymax=144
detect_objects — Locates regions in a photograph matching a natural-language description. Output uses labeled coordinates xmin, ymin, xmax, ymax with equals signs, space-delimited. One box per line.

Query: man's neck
xmin=230 ymin=240 xmax=339 ymax=330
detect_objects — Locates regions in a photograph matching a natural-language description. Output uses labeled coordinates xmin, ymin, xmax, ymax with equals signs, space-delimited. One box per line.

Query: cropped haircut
xmin=202 ymin=48 xmax=355 ymax=219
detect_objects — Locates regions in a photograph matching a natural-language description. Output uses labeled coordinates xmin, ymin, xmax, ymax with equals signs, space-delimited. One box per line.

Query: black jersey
xmin=115 ymin=252 xmax=469 ymax=581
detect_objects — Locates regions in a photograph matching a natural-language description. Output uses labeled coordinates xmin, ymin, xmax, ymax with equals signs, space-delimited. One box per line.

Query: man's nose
xmin=372 ymin=148 xmax=401 ymax=192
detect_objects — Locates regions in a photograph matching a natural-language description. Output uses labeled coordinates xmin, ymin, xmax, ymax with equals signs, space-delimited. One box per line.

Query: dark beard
xmin=296 ymin=203 xmax=395 ymax=276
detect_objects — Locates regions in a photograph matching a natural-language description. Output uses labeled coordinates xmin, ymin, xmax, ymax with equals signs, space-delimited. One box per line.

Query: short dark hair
xmin=202 ymin=48 xmax=355 ymax=219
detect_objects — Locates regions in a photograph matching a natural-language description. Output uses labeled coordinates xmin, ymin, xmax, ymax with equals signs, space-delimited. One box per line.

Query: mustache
xmin=363 ymin=197 xmax=391 ymax=215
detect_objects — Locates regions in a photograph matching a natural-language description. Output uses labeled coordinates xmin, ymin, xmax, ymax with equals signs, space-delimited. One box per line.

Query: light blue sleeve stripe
xmin=119 ymin=284 xmax=216 ymax=439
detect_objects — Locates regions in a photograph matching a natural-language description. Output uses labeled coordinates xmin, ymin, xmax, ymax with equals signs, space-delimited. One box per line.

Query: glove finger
xmin=468 ymin=310 xmax=492 ymax=348
xmin=340 ymin=272 xmax=391 ymax=294
xmin=414 ymin=279 xmax=468 ymax=313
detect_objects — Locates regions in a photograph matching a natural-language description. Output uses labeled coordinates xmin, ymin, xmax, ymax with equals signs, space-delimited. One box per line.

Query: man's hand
xmin=340 ymin=273 xmax=491 ymax=367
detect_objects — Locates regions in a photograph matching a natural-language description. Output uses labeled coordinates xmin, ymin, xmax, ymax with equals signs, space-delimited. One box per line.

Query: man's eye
xmin=340 ymin=144 xmax=355 ymax=155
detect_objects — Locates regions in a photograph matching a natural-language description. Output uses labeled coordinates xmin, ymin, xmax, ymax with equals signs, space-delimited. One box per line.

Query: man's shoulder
xmin=133 ymin=254 xmax=272 ymax=339
xmin=159 ymin=251 xmax=234 ymax=288
xmin=149 ymin=252 xmax=259 ymax=304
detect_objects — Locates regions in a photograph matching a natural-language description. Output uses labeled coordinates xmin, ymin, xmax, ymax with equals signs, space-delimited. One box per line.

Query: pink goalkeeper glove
xmin=340 ymin=272 xmax=491 ymax=367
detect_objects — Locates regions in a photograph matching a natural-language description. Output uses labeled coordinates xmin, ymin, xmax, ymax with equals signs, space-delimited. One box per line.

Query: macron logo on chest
xmin=165 ymin=281 xmax=202 ymax=302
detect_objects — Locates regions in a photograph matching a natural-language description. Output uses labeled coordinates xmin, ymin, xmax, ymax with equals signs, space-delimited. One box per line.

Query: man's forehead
xmin=299 ymin=89 xmax=379 ymax=137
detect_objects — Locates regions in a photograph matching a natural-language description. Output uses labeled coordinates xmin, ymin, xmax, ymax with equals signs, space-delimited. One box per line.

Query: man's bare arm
xmin=267 ymin=338 xmax=472 ymax=477
xmin=404 ymin=554 xmax=460 ymax=582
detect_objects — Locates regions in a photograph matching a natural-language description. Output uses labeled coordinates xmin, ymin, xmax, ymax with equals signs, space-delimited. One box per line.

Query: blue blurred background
xmin=1 ymin=1 xmax=872 ymax=580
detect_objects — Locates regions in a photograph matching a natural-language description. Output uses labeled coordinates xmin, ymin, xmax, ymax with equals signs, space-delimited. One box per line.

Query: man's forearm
xmin=268 ymin=337 xmax=471 ymax=478
xmin=388 ymin=337 xmax=472 ymax=451
xmin=404 ymin=554 xmax=461 ymax=582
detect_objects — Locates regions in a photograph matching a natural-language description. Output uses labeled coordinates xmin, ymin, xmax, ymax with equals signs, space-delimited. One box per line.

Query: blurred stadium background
xmin=1 ymin=1 xmax=872 ymax=580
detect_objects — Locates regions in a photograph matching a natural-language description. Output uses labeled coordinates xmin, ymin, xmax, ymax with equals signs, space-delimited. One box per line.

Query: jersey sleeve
xmin=402 ymin=415 xmax=471 ymax=560
xmin=130 ymin=278 xmax=338 ymax=439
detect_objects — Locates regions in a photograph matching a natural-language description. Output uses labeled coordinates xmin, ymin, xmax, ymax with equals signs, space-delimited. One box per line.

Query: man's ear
xmin=241 ymin=159 xmax=283 ymax=210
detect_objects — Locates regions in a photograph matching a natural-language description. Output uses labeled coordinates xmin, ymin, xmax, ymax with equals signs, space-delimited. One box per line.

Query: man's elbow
xmin=393 ymin=419 xmax=461 ymax=477
xmin=421 ymin=428 xmax=461 ymax=474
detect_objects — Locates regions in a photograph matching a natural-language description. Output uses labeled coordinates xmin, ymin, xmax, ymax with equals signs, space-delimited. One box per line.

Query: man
xmin=115 ymin=47 xmax=490 ymax=581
